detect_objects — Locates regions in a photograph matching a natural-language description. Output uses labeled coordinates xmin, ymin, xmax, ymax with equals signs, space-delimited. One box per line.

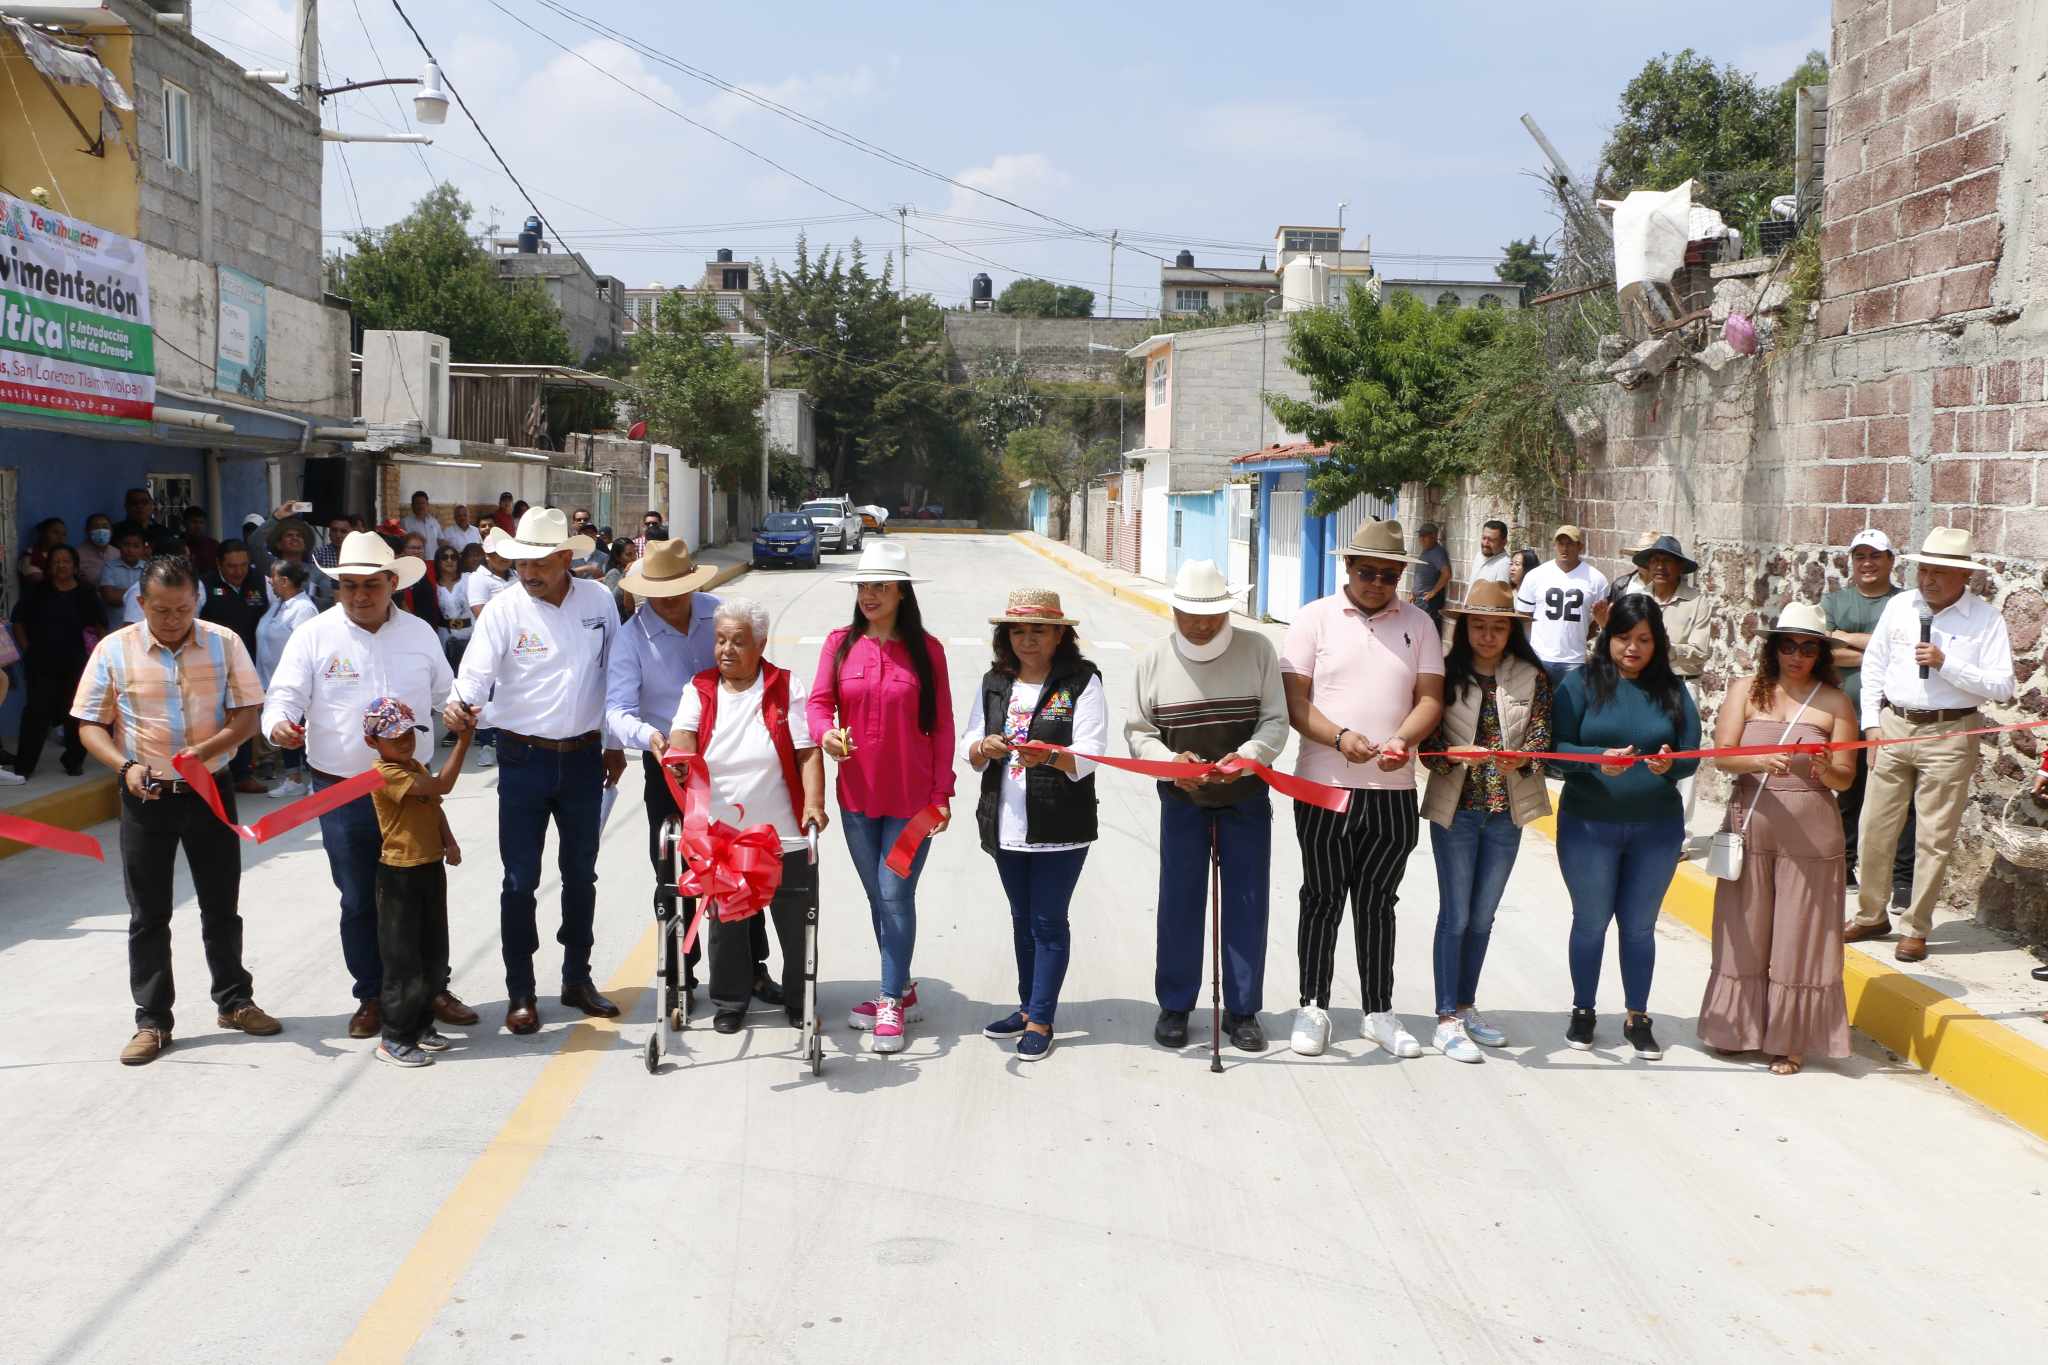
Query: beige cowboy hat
xmin=989 ymin=588 xmax=1078 ymax=627
xmin=1167 ymin=559 xmax=1240 ymax=616
xmin=1768 ymin=601 xmax=1832 ymax=639
xmin=496 ymin=507 xmax=596 ymax=561
xmin=617 ymin=538 xmax=716 ymax=598
xmin=838 ymin=539 xmax=928 ymax=584
xmin=1902 ymin=526 xmax=1981 ymax=571
xmin=1329 ymin=518 xmax=1425 ymax=565
xmin=325 ymin=530 xmax=426 ymax=590
xmin=1443 ymin=580 xmax=1531 ymax=620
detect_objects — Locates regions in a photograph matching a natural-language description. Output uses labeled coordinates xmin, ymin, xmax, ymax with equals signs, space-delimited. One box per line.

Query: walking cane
xmin=1209 ymin=819 xmax=1224 ymax=1075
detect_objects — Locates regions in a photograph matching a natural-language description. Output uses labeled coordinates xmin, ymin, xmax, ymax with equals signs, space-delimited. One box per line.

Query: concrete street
xmin=4 ymin=533 xmax=2045 ymax=1364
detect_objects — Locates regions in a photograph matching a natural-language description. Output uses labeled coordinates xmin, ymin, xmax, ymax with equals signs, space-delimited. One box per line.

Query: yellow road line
xmin=329 ymin=922 xmax=656 ymax=1365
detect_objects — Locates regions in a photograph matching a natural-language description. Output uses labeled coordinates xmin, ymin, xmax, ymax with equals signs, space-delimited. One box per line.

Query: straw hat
xmin=1631 ymin=534 xmax=1699 ymax=576
xmin=1443 ymin=580 xmax=1531 ymax=620
xmin=266 ymin=515 xmax=315 ymax=555
xmin=1167 ymin=560 xmax=1239 ymax=616
xmin=838 ymin=539 xmax=928 ymax=584
xmin=323 ymin=530 xmax=426 ymax=590
xmin=1901 ymin=527 xmax=1981 ymax=571
xmin=1329 ymin=518 xmax=1424 ymax=565
xmin=1769 ymin=602 xmax=1831 ymax=639
xmin=495 ymin=507 xmax=596 ymax=561
xmin=989 ymin=588 xmax=1078 ymax=627
xmin=617 ymin=538 xmax=716 ymax=598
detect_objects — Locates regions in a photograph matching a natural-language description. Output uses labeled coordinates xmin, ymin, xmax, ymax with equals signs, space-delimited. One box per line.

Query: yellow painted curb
xmin=0 ymin=775 xmax=119 ymax=860
xmin=888 ymin=525 xmax=994 ymax=535
xmin=1011 ymin=531 xmax=1171 ymax=620
xmin=1527 ymin=813 xmax=2048 ymax=1142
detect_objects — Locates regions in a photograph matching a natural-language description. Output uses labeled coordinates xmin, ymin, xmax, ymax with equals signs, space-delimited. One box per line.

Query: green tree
xmin=1595 ymin=48 xmax=1829 ymax=214
xmin=1002 ymin=428 xmax=1116 ymax=537
xmin=1264 ymin=289 xmax=1502 ymax=513
xmin=1156 ymin=295 xmax=1278 ymax=334
xmin=968 ymin=352 xmax=1045 ymax=455
xmin=325 ymin=185 xmax=571 ymax=365
xmin=995 ymin=277 xmax=1096 ymax=318
xmin=628 ymin=294 xmax=765 ymax=492
xmin=1496 ymin=237 xmax=1556 ymax=301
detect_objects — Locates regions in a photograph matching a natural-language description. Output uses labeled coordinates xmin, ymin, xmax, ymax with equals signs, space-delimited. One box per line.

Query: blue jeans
xmin=1555 ymin=811 xmax=1684 ymax=1013
xmin=841 ymin=810 xmax=931 ymax=999
xmin=1543 ymin=661 xmax=1580 ymax=688
xmin=313 ymin=770 xmax=383 ymax=1000
xmin=1156 ymin=789 xmax=1271 ymax=1016
xmin=993 ymin=847 xmax=1088 ymax=1027
xmin=1428 ymin=808 xmax=1524 ymax=1016
xmin=496 ymin=739 xmax=603 ymax=999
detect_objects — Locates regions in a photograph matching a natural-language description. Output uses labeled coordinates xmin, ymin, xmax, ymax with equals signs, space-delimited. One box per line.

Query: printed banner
xmin=214 ymin=265 xmax=266 ymax=401
xmin=0 ymin=191 xmax=153 ymax=425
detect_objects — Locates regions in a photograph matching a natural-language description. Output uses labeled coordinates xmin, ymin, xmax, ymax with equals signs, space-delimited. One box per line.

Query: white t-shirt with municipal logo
xmin=671 ymin=671 xmax=814 ymax=852
xmin=455 ymin=576 xmax=618 ymax=738
xmin=1515 ymin=559 xmax=1611 ymax=665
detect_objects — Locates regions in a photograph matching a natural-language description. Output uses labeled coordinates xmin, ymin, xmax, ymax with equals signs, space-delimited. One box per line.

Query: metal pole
xmin=760 ymin=331 xmax=772 ymax=512
xmin=1106 ymin=229 xmax=1118 ymax=318
xmin=295 ymin=0 xmax=320 ymax=111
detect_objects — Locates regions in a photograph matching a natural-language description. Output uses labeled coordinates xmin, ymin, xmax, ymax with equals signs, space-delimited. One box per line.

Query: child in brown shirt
xmin=363 ymin=695 xmax=471 ymax=1068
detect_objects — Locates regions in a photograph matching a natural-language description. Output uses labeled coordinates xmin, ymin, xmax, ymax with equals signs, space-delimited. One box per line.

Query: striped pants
xmin=1294 ymin=789 xmax=1420 ymax=1013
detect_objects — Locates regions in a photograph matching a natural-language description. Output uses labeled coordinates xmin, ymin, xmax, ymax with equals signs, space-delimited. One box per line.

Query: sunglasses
xmin=1774 ymin=637 xmax=1823 ymax=658
xmin=1348 ymin=566 xmax=1405 ymax=585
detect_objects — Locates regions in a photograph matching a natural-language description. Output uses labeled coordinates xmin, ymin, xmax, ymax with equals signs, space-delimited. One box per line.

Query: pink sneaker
xmin=847 ymin=982 xmax=921 ymax=1031
xmin=871 ymin=995 xmax=907 ymax=1054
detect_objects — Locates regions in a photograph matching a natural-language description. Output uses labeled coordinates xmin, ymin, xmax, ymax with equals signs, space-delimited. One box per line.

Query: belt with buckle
xmin=501 ymin=730 xmax=602 ymax=752
xmin=1881 ymin=700 xmax=1979 ymax=724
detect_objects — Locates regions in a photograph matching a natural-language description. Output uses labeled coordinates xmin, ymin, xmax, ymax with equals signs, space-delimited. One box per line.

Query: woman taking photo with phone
xmin=807 ymin=541 xmax=955 ymax=1056
xmin=1419 ymin=581 xmax=1553 ymax=1063
xmin=1550 ymin=595 xmax=1701 ymax=1060
xmin=1697 ymin=603 xmax=1857 ymax=1074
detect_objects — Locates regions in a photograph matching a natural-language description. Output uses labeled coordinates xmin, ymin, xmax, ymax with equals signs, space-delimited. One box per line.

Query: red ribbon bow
xmin=659 ymin=754 xmax=785 ymax=942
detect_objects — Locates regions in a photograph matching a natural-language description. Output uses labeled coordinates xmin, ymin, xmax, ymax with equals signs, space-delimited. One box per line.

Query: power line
xmin=347 ymin=0 xmax=436 ymax=187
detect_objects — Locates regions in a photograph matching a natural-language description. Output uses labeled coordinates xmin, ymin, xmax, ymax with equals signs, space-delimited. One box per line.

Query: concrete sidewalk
xmin=1015 ymin=528 xmax=2048 ymax=1143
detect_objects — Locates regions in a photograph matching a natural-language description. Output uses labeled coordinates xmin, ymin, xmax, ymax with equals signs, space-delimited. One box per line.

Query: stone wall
xmin=942 ymin=314 xmax=1155 ymax=383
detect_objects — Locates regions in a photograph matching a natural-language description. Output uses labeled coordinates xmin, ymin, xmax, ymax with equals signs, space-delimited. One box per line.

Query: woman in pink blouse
xmin=808 ymin=541 xmax=955 ymax=1055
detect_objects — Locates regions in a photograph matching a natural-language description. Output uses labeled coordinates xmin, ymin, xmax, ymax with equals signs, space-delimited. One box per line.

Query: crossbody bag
xmin=1704 ymin=686 xmax=1819 ymax=882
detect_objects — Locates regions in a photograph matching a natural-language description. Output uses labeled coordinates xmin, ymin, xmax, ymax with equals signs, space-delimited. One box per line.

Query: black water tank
xmin=971 ymin=272 xmax=993 ymax=303
xmin=517 ymin=215 xmax=542 ymax=253
xmin=1175 ymin=249 xmax=1194 ymax=268
xmin=716 ymin=247 xmax=734 ymax=263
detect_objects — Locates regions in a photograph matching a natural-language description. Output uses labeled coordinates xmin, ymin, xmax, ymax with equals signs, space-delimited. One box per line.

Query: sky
xmin=194 ymin=0 xmax=1830 ymax=315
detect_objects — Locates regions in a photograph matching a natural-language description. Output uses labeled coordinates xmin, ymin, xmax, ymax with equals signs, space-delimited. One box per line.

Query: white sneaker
xmin=478 ymin=746 xmax=497 ymax=769
xmin=0 ymin=770 xmax=25 ymax=786
xmin=1289 ymin=1005 xmax=1331 ymax=1056
xmin=1367 ymin=1011 xmax=1423 ymax=1058
xmin=1459 ymin=1007 xmax=1507 ymax=1048
xmin=267 ymin=777 xmax=308 ymax=800
xmin=1433 ymin=1018 xmax=1483 ymax=1064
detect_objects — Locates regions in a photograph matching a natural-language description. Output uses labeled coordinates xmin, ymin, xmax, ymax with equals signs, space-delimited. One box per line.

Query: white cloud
xmin=700 ymin=66 xmax=880 ymax=130
xmin=1186 ymin=102 xmax=1368 ymax=164
xmin=941 ymin=152 xmax=1068 ymax=219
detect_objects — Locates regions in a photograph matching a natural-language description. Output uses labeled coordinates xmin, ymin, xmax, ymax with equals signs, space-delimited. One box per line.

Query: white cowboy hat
xmin=1901 ymin=526 xmax=1981 ymax=571
xmin=1768 ymin=601 xmax=1832 ymax=639
xmin=325 ymin=530 xmax=426 ymax=590
xmin=1167 ymin=560 xmax=1240 ymax=616
xmin=481 ymin=526 xmax=512 ymax=555
xmin=617 ymin=538 xmax=717 ymax=598
xmin=496 ymin=507 xmax=595 ymax=561
xmin=838 ymin=539 xmax=928 ymax=584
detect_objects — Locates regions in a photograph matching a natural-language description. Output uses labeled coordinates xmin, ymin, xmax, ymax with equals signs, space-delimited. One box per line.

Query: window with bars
xmin=722 ymin=268 xmax=749 ymax=291
xmin=1229 ymin=485 xmax=1252 ymax=541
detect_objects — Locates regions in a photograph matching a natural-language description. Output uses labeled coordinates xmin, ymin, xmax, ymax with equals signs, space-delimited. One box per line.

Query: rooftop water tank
xmin=516 ymin=215 xmax=542 ymax=253
xmin=1281 ymin=253 xmax=1327 ymax=313
xmin=716 ymin=247 xmax=734 ymax=263
xmin=1175 ymin=249 xmax=1194 ymax=268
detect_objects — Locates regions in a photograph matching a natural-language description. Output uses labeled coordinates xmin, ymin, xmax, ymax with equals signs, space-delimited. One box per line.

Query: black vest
xmin=975 ymin=662 xmax=1100 ymax=854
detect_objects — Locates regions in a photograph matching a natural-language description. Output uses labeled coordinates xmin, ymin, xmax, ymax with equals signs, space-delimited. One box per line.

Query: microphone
xmin=1918 ymin=603 xmax=1935 ymax=681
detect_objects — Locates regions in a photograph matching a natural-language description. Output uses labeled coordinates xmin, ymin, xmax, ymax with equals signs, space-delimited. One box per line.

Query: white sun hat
xmin=325 ymin=530 xmax=426 ymax=590
xmin=496 ymin=507 xmax=596 ymax=561
xmin=838 ymin=539 xmax=928 ymax=584
xmin=1901 ymin=526 xmax=1982 ymax=571
xmin=1167 ymin=560 xmax=1240 ymax=615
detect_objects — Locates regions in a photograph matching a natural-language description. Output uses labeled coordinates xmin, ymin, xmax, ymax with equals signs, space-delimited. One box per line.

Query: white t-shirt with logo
xmin=258 ymin=604 xmax=454 ymax=777
xmin=455 ymin=576 xmax=619 ymax=738
xmin=1515 ymin=559 xmax=1611 ymax=665
xmin=671 ymin=671 xmax=814 ymax=852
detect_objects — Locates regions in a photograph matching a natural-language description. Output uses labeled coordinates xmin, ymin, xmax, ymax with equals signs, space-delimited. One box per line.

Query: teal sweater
xmin=1550 ymin=670 xmax=1701 ymax=824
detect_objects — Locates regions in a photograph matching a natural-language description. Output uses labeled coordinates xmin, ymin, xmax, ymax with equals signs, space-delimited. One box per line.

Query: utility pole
xmin=1106 ymin=229 xmax=1118 ymax=319
xmin=893 ymin=203 xmax=912 ymax=343
xmin=760 ymin=329 xmax=773 ymax=513
xmin=295 ymin=0 xmax=320 ymax=112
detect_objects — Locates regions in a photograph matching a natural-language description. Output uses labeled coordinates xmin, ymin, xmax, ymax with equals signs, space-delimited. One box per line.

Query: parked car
xmin=753 ymin=511 xmax=821 ymax=569
xmin=857 ymin=504 xmax=889 ymax=536
xmin=800 ymin=497 xmax=863 ymax=552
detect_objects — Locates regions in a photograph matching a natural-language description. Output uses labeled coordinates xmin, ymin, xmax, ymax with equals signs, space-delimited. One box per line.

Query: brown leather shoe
xmin=120 ymin=1028 xmax=169 ymax=1065
xmin=348 ymin=999 xmax=381 ymax=1039
xmin=1895 ymin=936 xmax=1929 ymax=963
xmin=219 ymin=1002 xmax=282 ymax=1035
xmin=432 ymin=991 xmax=480 ymax=1026
xmin=233 ymin=778 xmax=268 ymax=795
xmin=561 ymin=981 xmax=620 ymax=1018
xmin=1842 ymin=917 xmax=1893 ymax=944
xmin=506 ymin=997 xmax=540 ymax=1035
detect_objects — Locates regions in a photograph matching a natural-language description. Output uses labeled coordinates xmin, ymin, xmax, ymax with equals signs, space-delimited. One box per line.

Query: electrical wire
xmin=2 ymin=37 xmax=70 ymax=212
xmin=347 ymin=0 xmax=436 ymax=187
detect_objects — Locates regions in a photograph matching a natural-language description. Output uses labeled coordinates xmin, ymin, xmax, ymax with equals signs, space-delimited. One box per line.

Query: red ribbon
xmin=1007 ymin=741 xmax=1354 ymax=814
xmin=885 ymin=804 xmax=947 ymax=878
xmin=0 ymin=813 xmax=105 ymax=861
xmin=658 ymin=754 xmax=786 ymax=951
xmin=1419 ymin=716 xmax=2048 ymax=768
xmin=172 ymin=753 xmax=385 ymax=841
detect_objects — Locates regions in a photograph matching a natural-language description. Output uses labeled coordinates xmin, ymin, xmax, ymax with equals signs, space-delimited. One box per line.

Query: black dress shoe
xmin=505 ymin=998 xmax=540 ymax=1035
xmin=561 ymin=982 xmax=620 ymax=1018
xmin=2032 ymin=964 xmax=2048 ymax=982
xmin=713 ymin=1009 xmax=746 ymax=1034
xmin=752 ymin=970 xmax=784 ymax=1006
xmin=1153 ymin=1009 xmax=1189 ymax=1048
xmin=1229 ymin=1012 xmax=1268 ymax=1053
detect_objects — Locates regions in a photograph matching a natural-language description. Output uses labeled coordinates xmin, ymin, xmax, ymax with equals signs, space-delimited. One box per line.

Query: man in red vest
xmin=666 ymin=597 xmax=828 ymax=1034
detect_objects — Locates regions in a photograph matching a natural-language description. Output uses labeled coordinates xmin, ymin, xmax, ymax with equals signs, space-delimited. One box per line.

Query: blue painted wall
xmin=1027 ymin=486 xmax=1050 ymax=536
xmin=1166 ymin=491 xmax=1228 ymax=579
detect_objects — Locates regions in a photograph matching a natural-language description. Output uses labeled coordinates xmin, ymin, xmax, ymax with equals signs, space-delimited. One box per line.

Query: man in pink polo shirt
xmin=1279 ymin=519 xmax=1445 ymax=1059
